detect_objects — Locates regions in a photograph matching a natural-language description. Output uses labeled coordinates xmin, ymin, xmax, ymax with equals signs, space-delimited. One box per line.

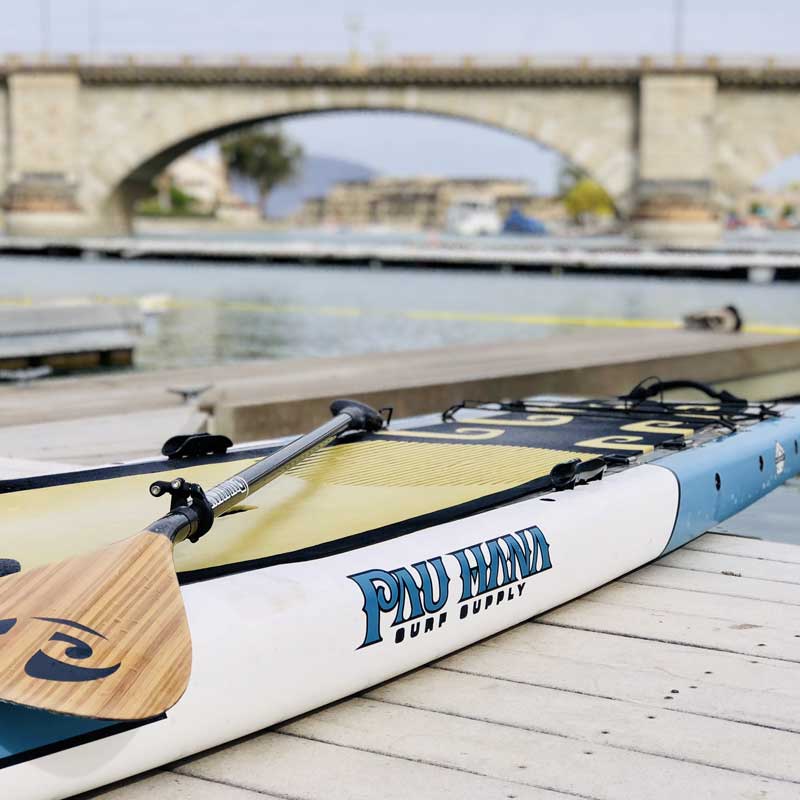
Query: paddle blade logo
xmin=0 ymin=616 xmax=121 ymax=683
xmin=349 ymin=525 xmax=552 ymax=649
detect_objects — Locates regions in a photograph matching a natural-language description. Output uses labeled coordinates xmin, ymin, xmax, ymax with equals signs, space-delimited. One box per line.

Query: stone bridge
xmin=2 ymin=55 xmax=800 ymax=243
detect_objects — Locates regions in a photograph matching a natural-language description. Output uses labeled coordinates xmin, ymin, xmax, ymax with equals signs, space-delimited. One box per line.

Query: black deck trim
xmin=0 ymin=446 xmax=279 ymax=494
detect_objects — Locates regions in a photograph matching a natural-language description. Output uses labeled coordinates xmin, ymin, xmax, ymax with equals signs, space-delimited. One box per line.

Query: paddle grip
xmin=329 ymin=399 xmax=385 ymax=432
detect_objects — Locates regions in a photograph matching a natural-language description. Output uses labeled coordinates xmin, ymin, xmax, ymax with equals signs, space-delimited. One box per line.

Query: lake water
xmin=1 ymin=251 xmax=799 ymax=384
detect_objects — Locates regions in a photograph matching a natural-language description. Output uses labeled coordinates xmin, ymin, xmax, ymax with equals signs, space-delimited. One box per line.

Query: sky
xmin=2 ymin=1 xmax=799 ymax=190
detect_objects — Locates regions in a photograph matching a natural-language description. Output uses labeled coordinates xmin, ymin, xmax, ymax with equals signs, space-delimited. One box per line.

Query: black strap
xmin=620 ymin=377 xmax=747 ymax=408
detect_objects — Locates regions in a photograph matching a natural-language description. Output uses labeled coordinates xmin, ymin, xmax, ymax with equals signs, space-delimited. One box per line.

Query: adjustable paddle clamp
xmin=149 ymin=477 xmax=214 ymax=543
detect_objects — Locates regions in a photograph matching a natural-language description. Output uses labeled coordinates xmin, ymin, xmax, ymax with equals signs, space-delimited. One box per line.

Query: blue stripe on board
xmin=0 ymin=703 xmax=115 ymax=761
xmin=655 ymin=406 xmax=800 ymax=554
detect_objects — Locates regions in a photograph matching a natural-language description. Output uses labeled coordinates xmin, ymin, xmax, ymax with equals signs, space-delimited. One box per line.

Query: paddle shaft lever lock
xmin=149 ymin=478 xmax=214 ymax=543
xmin=148 ymin=399 xmax=385 ymax=545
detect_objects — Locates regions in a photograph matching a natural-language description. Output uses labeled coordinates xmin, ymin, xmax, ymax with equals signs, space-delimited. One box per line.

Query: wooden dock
xmin=0 ymin=304 xmax=140 ymax=371
xmin=4 ymin=234 xmax=800 ymax=280
xmin=78 ymin=529 xmax=800 ymax=800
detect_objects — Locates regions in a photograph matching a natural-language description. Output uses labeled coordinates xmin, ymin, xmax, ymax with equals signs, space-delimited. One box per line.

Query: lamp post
xmin=40 ymin=0 xmax=51 ymax=56
xmin=88 ymin=0 xmax=100 ymax=57
xmin=673 ymin=0 xmax=685 ymax=62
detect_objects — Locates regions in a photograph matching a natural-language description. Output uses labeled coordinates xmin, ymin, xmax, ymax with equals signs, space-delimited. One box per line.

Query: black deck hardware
xmin=162 ymin=432 xmax=233 ymax=460
xmin=550 ymin=457 xmax=607 ymax=491
xmin=620 ymin=376 xmax=747 ymax=409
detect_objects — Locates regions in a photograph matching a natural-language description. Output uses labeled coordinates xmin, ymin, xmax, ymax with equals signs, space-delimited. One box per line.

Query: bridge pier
xmin=0 ymin=73 xmax=113 ymax=236
xmin=630 ymin=74 xmax=721 ymax=246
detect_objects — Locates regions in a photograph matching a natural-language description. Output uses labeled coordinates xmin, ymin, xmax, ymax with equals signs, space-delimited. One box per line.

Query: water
xmin=1 ymin=253 xmax=799 ymax=377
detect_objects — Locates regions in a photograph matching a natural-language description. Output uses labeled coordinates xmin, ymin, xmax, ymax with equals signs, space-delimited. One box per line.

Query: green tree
xmin=557 ymin=162 xmax=589 ymax=197
xmin=221 ymin=128 xmax=303 ymax=218
xmin=563 ymin=178 xmax=616 ymax=221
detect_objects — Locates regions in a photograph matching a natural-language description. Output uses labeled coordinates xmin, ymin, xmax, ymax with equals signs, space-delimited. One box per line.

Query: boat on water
xmin=0 ymin=382 xmax=798 ymax=799
xmin=502 ymin=207 xmax=548 ymax=235
xmin=445 ymin=197 xmax=502 ymax=236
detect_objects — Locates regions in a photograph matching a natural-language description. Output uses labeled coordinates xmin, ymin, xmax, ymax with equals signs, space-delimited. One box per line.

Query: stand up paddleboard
xmin=0 ymin=381 xmax=798 ymax=800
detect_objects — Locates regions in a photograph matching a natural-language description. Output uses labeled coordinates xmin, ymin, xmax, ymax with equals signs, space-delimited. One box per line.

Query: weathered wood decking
xmin=81 ymin=532 xmax=800 ymax=800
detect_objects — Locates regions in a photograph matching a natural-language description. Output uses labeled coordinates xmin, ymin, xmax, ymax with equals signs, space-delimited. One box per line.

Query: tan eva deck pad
xmin=0 ymin=437 xmax=596 ymax=576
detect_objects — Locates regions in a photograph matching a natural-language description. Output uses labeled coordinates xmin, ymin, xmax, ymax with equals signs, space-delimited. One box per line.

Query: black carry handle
xmin=620 ymin=377 xmax=747 ymax=409
xmin=550 ymin=457 xmax=608 ymax=491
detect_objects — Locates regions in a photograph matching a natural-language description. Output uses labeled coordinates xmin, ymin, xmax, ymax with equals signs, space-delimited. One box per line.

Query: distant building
xmin=292 ymin=176 xmax=565 ymax=229
xmin=153 ymin=151 xmax=259 ymax=221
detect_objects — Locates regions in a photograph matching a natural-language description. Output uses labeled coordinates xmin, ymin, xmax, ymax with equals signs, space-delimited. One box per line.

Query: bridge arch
xmin=78 ymin=83 xmax=637 ymax=229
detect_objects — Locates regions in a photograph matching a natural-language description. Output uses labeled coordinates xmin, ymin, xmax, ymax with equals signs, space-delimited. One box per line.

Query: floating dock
xmin=0 ymin=304 xmax=140 ymax=371
xmin=3 ymin=234 xmax=800 ymax=280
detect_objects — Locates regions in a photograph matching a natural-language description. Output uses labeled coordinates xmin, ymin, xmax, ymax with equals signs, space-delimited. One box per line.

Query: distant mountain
xmin=230 ymin=154 xmax=378 ymax=218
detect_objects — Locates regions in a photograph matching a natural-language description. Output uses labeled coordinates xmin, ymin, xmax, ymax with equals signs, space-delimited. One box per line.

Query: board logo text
xmin=348 ymin=526 xmax=552 ymax=648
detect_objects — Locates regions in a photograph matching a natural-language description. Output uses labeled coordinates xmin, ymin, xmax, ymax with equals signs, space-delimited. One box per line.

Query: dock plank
xmin=80 ymin=772 xmax=273 ymax=799
xmin=540 ymin=600 xmax=800 ymax=661
xmin=440 ymin=625 xmax=800 ymax=730
xmin=658 ymin=548 xmax=800 ymax=584
xmin=622 ymin=563 xmax=800 ymax=604
xmin=0 ymin=407 xmax=206 ymax=465
xmin=279 ymin=698 xmax=797 ymax=800
xmin=582 ymin=580 xmax=800 ymax=628
xmin=687 ymin=533 xmax=800 ymax=564
xmin=366 ymin=667 xmax=800 ymax=782
xmin=175 ymin=731 xmax=566 ymax=800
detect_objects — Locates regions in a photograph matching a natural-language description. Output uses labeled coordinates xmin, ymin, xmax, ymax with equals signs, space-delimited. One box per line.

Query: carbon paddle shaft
xmin=206 ymin=411 xmax=356 ymax=517
xmin=149 ymin=400 xmax=384 ymax=545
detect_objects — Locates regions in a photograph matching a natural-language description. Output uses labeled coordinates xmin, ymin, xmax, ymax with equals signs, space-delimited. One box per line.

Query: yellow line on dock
xmin=402 ymin=309 xmax=682 ymax=329
xmin=1 ymin=296 xmax=799 ymax=336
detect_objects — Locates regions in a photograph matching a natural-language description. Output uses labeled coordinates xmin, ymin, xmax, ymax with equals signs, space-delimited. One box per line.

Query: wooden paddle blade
xmin=0 ymin=531 xmax=191 ymax=720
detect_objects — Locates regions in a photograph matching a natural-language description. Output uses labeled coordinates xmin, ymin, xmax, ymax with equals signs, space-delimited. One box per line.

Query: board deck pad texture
xmin=0 ymin=405 xmax=710 ymax=583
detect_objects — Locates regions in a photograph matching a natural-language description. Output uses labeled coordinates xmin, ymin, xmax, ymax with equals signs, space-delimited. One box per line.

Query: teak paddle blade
xmin=0 ymin=399 xmax=384 ymax=720
xmin=0 ymin=531 xmax=191 ymax=720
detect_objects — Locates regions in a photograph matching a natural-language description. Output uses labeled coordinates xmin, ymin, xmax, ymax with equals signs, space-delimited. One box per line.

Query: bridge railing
xmin=3 ymin=52 xmax=800 ymax=72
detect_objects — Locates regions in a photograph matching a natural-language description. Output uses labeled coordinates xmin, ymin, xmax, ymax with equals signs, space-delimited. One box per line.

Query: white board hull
xmin=3 ymin=465 xmax=679 ymax=800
